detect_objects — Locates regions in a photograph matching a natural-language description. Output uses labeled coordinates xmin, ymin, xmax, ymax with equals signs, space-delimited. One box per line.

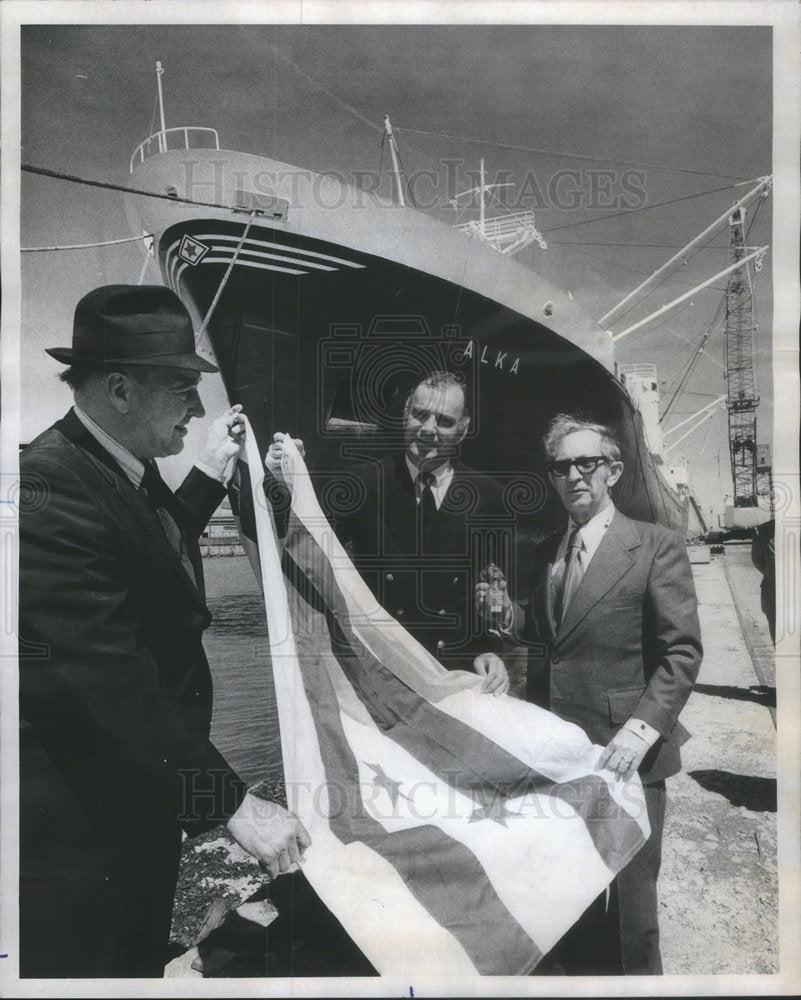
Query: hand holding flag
xmin=226 ymin=791 xmax=311 ymax=879
xmin=232 ymin=418 xmax=651 ymax=976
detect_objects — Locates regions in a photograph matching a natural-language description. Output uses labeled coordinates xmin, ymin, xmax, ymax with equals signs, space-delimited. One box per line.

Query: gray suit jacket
xmin=516 ymin=511 xmax=702 ymax=783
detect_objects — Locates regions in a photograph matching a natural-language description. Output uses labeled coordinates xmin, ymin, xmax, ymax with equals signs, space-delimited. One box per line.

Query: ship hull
xmin=126 ymin=149 xmax=687 ymax=539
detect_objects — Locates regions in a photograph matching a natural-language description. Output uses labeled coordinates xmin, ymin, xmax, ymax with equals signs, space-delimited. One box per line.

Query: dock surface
xmin=169 ymin=544 xmax=779 ymax=976
xmin=660 ymin=544 xmax=777 ymax=974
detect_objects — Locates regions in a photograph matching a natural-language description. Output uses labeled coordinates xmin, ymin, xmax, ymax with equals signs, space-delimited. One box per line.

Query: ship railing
xmin=457 ymin=210 xmax=535 ymax=240
xmin=456 ymin=210 xmax=547 ymax=254
xmin=129 ymin=127 xmax=221 ymax=172
xmin=618 ymin=363 xmax=659 ymax=381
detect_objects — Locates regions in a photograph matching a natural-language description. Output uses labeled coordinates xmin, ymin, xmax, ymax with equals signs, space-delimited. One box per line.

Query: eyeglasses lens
xmin=549 ymin=456 xmax=606 ymax=476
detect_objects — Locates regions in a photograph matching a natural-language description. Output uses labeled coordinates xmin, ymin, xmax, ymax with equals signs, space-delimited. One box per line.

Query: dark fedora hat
xmin=46 ymin=284 xmax=218 ymax=373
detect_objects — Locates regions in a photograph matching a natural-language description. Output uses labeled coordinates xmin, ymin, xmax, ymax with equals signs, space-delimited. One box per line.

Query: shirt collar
xmin=565 ymin=500 xmax=616 ymax=561
xmin=405 ymin=454 xmax=452 ymax=487
xmin=73 ymin=405 xmax=146 ymax=489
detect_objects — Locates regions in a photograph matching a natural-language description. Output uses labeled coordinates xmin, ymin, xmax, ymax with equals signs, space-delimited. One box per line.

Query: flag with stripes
xmin=239 ymin=422 xmax=650 ymax=976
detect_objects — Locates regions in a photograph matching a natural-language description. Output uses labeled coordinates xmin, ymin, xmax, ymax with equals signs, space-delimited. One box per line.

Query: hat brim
xmin=45 ymin=347 xmax=219 ymax=374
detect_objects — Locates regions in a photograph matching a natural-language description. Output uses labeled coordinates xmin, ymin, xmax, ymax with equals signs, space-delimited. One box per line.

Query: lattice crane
xmin=723 ymin=205 xmax=767 ymax=511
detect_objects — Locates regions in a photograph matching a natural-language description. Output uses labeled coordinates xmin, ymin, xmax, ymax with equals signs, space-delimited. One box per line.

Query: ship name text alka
xmin=459 ymin=339 xmax=521 ymax=376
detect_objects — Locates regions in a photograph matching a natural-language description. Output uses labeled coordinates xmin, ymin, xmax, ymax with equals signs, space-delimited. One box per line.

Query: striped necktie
xmin=553 ymin=525 xmax=584 ymax=629
xmin=141 ymin=460 xmax=197 ymax=586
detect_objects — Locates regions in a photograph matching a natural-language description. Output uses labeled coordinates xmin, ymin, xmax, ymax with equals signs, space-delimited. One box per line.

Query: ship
xmin=124 ymin=64 xmax=692 ymax=543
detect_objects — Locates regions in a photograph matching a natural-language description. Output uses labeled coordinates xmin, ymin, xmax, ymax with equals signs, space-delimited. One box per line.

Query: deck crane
xmin=723 ymin=204 xmax=772 ymax=523
xmin=601 ymin=175 xmax=772 ymax=534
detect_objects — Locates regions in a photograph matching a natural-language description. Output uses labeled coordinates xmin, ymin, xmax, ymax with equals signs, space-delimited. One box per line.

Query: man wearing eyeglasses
xmin=478 ymin=413 xmax=702 ymax=975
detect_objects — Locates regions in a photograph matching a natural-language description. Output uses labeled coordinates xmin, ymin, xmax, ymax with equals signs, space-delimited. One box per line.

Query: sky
xmin=13 ymin=17 xmax=778 ymax=521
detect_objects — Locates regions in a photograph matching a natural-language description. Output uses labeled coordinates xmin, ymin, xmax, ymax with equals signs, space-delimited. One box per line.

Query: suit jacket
xmin=332 ymin=453 xmax=512 ymax=671
xmin=517 ymin=511 xmax=702 ymax=783
xmin=19 ymin=410 xmax=247 ymax=885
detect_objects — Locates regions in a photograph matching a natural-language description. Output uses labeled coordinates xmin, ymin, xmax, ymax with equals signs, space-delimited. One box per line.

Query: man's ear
xmin=607 ymin=461 xmax=624 ymax=490
xmin=456 ymin=416 xmax=470 ymax=443
xmin=105 ymin=371 xmax=133 ymax=413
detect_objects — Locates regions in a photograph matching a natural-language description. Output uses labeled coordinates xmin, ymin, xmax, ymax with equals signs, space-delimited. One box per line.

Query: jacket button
xmin=396 ymin=609 xmax=404 ymax=616
xmin=386 ymin=573 xmax=394 ymax=582
xmin=552 ymin=654 xmax=560 ymax=664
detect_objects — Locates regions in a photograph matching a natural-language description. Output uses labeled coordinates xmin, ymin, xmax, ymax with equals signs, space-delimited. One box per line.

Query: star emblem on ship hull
xmin=178 ymin=234 xmax=210 ymax=266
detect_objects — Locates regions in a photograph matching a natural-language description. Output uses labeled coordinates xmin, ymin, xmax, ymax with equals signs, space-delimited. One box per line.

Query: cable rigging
xmin=396 ymin=127 xmax=752 ymax=182
xmin=22 ymin=233 xmax=154 ymax=253
xmin=541 ymin=181 xmax=745 ymax=235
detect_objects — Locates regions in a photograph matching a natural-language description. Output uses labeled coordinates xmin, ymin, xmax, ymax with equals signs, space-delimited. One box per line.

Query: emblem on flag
xmin=178 ymin=234 xmax=210 ymax=266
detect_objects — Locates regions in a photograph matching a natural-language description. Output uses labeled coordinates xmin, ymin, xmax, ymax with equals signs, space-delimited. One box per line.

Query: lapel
xmin=440 ymin=460 xmax=469 ymax=517
xmin=556 ymin=511 xmax=641 ymax=642
xmin=55 ymin=409 xmax=207 ymax=606
xmin=377 ymin=454 xmax=419 ymax=555
xmin=371 ymin=456 xmax=474 ymax=556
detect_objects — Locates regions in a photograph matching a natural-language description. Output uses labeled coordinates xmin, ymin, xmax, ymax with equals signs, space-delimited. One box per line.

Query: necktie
xmin=417 ymin=470 xmax=437 ymax=535
xmin=554 ymin=525 xmax=584 ymax=629
xmin=417 ymin=472 xmax=437 ymax=543
xmin=141 ymin=460 xmax=197 ymax=585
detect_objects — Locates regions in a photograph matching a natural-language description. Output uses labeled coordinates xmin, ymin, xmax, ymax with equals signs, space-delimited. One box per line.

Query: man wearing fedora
xmin=18 ymin=285 xmax=311 ymax=977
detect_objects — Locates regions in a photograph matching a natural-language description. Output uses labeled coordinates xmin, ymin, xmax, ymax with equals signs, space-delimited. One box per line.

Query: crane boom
xmin=724 ymin=206 xmax=760 ymax=508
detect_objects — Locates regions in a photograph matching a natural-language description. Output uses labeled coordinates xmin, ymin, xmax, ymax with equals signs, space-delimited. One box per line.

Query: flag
xmin=238 ymin=421 xmax=649 ymax=976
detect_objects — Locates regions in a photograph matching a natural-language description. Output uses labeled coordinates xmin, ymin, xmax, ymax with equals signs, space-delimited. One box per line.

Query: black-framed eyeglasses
xmin=547 ymin=456 xmax=607 ymax=477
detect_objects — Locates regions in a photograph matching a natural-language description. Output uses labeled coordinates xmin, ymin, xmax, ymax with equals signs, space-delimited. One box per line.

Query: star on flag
xmin=364 ymin=762 xmax=406 ymax=807
xmin=468 ymin=796 xmax=521 ymax=826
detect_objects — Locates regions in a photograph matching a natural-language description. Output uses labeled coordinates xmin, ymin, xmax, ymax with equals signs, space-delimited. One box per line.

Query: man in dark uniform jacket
xmin=19 ymin=285 xmax=310 ymax=977
xmin=267 ymin=371 xmax=510 ymax=693
xmin=477 ymin=413 xmax=702 ymax=975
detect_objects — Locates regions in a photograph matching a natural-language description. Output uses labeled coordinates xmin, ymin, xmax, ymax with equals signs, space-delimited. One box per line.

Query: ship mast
xmin=156 ymin=61 xmax=167 ymax=152
xmin=479 ymin=158 xmax=486 ymax=232
xmin=383 ymin=115 xmax=405 ymax=207
xmin=449 ymin=161 xmax=546 ymax=256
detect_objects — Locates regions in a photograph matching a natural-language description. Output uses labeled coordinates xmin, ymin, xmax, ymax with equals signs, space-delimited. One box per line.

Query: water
xmin=203 ymin=556 xmax=284 ymax=788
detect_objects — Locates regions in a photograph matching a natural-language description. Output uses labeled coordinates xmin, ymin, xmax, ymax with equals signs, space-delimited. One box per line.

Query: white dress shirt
xmin=74 ymin=406 xmax=146 ymax=488
xmin=405 ymin=455 xmax=455 ymax=510
xmin=550 ymin=499 xmax=616 ymax=584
